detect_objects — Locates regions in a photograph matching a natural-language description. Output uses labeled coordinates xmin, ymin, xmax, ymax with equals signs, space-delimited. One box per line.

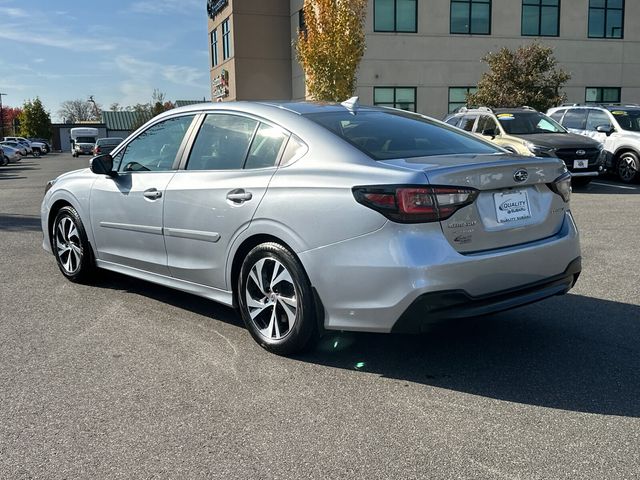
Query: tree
xmin=58 ymin=99 xmax=101 ymax=123
xmin=2 ymin=106 xmax=23 ymax=136
xmin=466 ymin=42 xmax=571 ymax=112
xmin=296 ymin=0 xmax=367 ymax=102
xmin=18 ymin=98 xmax=52 ymax=139
xmin=128 ymin=89 xmax=175 ymax=130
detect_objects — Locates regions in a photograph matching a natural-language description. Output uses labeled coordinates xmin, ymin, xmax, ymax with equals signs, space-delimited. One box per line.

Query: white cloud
xmin=0 ymin=6 xmax=27 ymax=17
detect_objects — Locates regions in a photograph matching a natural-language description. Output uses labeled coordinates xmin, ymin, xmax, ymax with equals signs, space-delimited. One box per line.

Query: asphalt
xmin=1 ymin=154 xmax=639 ymax=479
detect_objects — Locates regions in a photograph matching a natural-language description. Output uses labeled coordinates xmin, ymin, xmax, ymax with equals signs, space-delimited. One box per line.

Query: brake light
xmin=353 ymin=185 xmax=478 ymax=223
xmin=95 ymin=147 xmax=101 ymax=154
xmin=547 ymin=172 xmax=571 ymax=203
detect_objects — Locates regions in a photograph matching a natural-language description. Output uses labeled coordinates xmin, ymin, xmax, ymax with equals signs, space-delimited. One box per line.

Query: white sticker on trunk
xmin=494 ymin=190 xmax=532 ymax=223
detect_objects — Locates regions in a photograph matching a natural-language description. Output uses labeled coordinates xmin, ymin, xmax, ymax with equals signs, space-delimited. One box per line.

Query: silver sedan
xmin=41 ymin=101 xmax=581 ymax=354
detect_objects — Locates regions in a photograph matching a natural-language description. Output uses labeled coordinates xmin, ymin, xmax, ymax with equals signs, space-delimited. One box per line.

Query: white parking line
xmin=591 ymin=182 xmax=638 ymax=191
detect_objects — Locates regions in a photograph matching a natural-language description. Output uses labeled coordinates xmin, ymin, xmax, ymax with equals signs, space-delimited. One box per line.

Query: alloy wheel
xmin=55 ymin=217 xmax=83 ymax=274
xmin=244 ymin=257 xmax=298 ymax=340
xmin=618 ymin=154 xmax=638 ymax=183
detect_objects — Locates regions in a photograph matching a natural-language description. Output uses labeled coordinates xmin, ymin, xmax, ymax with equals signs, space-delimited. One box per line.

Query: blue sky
xmin=0 ymin=0 xmax=210 ymax=121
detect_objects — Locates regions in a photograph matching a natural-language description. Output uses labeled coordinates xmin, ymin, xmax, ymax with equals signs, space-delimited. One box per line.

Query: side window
xmin=445 ymin=117 xmax=460 ymax=127
xmin=476 ymin=115 xmax=498 ymax=135
xmin=187 ymin=114 xmax=258 ymax=171
xmin=280 ymin=135 xmax=308 ymax=166
xmin=549 ymin=110 xmax=565 ymax=123
xmin=561 ymin=109 xmax=587 ymax=130
xmin=586 ymin=110 xmax=612 ymax=131
xmin=118 ymin=115 xmax=195 ymax=172
xmin=245 ymin=123 xmax=289 ymax=169
xmin=459 ymin=115 xmax=477 ymax=132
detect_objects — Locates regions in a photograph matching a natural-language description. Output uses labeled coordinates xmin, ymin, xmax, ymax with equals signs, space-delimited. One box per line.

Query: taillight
xmin=353 ymin=185 xmax=478 ymax=223
xmin=548 ymin=172 xmax=572 ymax=203
xmin=95 ymin=147 xmax=101 ymax=154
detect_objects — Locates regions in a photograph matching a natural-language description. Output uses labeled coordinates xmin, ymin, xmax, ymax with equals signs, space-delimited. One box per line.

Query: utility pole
xmin=0 ymin=93 xmax=7 ymax=139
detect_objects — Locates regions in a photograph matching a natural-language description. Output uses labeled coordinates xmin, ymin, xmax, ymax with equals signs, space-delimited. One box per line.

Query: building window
xmin=448 ymin=87 xmax=477 ymax=112
xmin=588 ymin=0 xmax=624 ymax=39
xmin=298 ymin=9 xmax=306 ymax=33
xmin=586 ymin=87 xmax=621 ymax=103
xmin=374 ymin=87 xmax=417 ymax=112
xmin=374 ymin=0 xmax=418 ymax=33
xmin=522 ymin=0 xmax=560 ymax=36
xmin=451 ymin=0 xmax=491 ymax=34
xmin=222 ymin=17 xmax=232 ymax=60
xmin=210 ymin=29 xmax=218 ymax=67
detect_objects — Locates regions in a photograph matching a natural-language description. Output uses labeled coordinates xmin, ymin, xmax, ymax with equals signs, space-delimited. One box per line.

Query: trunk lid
xmin=381 ymin=154 xmax=569 ymax=253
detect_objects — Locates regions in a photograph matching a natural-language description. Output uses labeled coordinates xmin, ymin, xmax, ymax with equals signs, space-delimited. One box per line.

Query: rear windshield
xmin=496 ymin=111 xmax=566 ymax=134
xmin=304 ymin=110 xmax=501 ymax=160
xmin=610 ymin=109 xmax=640 ymax=132
xmin=97 ymin=138 xmax=123 ymax=146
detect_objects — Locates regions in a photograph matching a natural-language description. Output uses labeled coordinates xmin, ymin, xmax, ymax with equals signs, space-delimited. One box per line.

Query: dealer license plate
xmin=573 ymin=159 xmax=588 ymax=169
xmin=494 ymin=190 xmax=532 ymax=224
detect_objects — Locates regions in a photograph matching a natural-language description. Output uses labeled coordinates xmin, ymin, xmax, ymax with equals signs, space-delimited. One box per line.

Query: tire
xmin=238 ymin=242 xmax=318 ymax=355
xmin=52 ymin=206 xmax=96 ymax=283
xmin=571 ymin=177 xmax=592 ymax=188
xmin=72 ymin=152 xmax=78 ymax=158
xmin=616 ymin=151 xmax=640 ymax=184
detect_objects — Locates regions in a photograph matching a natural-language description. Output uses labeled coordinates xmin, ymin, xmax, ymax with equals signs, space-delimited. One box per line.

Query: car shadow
xmin=87 ymin=269 xmax=640 ymax=417
xmin=0 ymin=163 xmax=39 ymax=179
xmin=0 ymin=213 xmax=42 ymax=231
xmin=574 ymin=178 xmax=640 ymax=195
xmin=298 ymin=294 xmax=640 ymax=417
xmin=95 ymin=270 xmax=243 ymax=328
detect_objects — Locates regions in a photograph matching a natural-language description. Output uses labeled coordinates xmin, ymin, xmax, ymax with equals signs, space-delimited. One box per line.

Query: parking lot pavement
xmin=1 ymin=154 xmax=639 ymax=479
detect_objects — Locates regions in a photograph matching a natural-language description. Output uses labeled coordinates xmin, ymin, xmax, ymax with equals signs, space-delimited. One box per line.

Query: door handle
xmin=226 ymin=190 xmax=253 ymax=203
xmin=143 ymin=188 xmax=162 ymax=200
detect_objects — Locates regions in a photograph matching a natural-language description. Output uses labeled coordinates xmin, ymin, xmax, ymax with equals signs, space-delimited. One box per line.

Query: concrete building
xmin=208 ymin=0 xmax=639 ymax=118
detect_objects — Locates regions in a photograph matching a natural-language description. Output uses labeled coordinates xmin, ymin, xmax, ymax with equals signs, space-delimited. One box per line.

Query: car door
xmin=89 ymin=114 xmax=197 ymax=275
xmin=585 ymin=109 xmax=617 ymax=151
xmin=163 ymin=113 xmax=289 ymax=289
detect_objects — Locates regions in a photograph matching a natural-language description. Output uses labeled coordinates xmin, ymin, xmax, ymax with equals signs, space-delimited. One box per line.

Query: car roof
xmin=162 ymin=100 xmax=384 ymax=118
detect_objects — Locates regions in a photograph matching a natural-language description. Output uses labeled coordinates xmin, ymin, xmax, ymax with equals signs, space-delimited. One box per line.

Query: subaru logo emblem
xmin=514 ymin=169 xmax=528 ymax=183
xmin=576 ymin=150 xmax=586 ymax=156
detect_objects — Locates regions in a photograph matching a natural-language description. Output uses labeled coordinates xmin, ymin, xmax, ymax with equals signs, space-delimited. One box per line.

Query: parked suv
xmin=445 ymin=107 xmax=604 ymax=186
xmin=547 ymin=104 xmax=640 ymax=183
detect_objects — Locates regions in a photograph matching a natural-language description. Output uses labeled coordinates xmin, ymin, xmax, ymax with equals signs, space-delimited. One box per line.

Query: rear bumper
xmin=299 ymin=211 xmax=581 ymax=333
xmin=391 ymin=257 xmax=581 ymax=333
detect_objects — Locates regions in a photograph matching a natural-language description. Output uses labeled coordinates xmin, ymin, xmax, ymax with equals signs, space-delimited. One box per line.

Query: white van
xmin=70 ymin=127 xmax=99 ymax=157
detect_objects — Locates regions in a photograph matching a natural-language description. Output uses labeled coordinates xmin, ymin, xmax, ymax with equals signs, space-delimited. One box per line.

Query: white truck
xmin=70 ymin=127 xmax=99 ymax=157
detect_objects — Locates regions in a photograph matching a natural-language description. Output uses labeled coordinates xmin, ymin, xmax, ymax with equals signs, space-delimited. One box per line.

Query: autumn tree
xmin=128 ymin=89 xmax=175 ymax=130
xmin=2 ymin=106 xmax=23 ymax=136
xmin=18 ymin=98 xmax=52 ymax=139
xmin=58 ymin=99 xmax=101 ymax=123
xmin=296 ymin=0 xmax=367 ymax=102
xmin=467 ymin=42 xmax=571 ymax=112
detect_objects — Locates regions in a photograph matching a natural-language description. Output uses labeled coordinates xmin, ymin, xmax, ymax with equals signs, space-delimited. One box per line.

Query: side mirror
xmin=90 ymin=154 xmax=116 ymax=177
xmin=596 ymin=125 xmax=615 ymax=136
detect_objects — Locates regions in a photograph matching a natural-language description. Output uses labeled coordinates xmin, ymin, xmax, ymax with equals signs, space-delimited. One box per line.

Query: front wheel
xmin=52 ymin=206 xmax=95 ymax=282
xmin=617 ymin=151 xmax=639 ymax=183
xmin=238 ymin=242 xmax=318 ymax=355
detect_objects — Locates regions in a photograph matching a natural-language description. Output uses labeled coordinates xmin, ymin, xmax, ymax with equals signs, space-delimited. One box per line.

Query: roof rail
xmin=521 ymin=105 xmax=536 ymax=111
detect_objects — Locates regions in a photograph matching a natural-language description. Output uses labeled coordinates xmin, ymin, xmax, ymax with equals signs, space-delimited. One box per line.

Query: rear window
xmin=304 ymin=110 xmax=500 ymax=160
xmin=97 ymin=138 xmax=123 ymax=146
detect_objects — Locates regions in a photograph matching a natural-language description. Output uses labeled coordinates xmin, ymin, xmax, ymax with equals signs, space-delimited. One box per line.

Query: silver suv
xmin=547 ymin=104 xmax=640 ymax=183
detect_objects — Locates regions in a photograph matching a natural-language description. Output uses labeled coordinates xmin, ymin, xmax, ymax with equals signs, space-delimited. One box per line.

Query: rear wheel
xmin=616 ymin=151 xmax=639 ymax=183
xmin=238 ymin=242 xmax=318 ymax=355
xmin=52 ymin=206 xmax=95 ymax=282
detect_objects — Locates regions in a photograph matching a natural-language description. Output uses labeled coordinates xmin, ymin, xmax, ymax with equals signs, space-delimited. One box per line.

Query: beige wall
xmin=209 ymin=0 xmax=291 ymax=101
xmin=211 ymin=0 xmax=640 ymax=118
